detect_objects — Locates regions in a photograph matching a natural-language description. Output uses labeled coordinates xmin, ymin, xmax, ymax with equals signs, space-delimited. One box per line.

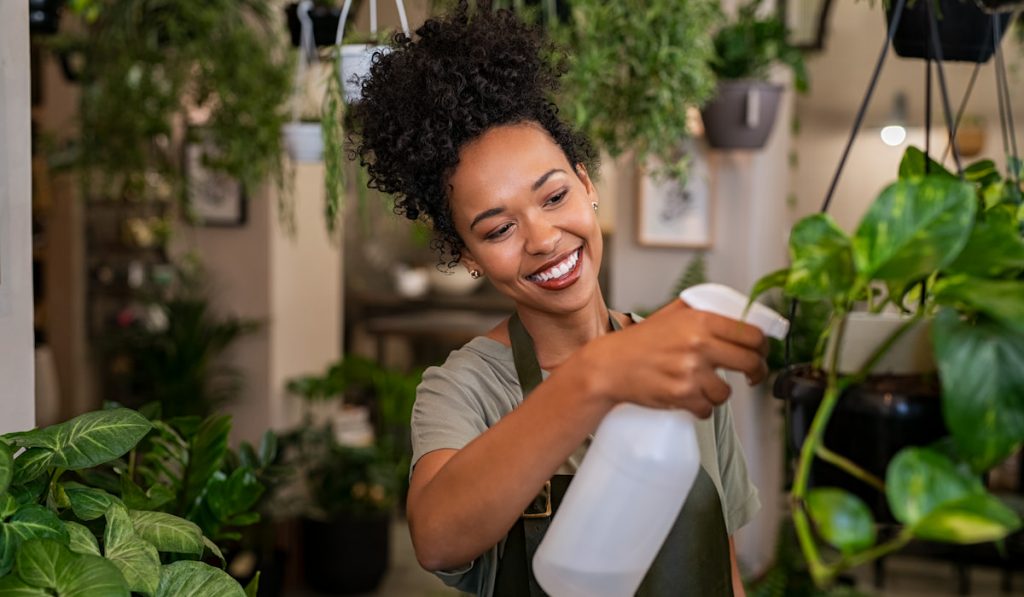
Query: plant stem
xmin=841 ymin=527 xmax=914 ymax=570
xmin=816 ymin=444 xmax=886 ymax=493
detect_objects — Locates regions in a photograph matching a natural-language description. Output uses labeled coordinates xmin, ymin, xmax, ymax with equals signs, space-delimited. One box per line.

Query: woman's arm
xmin=730 ymin=538 xmax=747 ymax=597
xmin=408 ymin=300 xmax=768 ymax=571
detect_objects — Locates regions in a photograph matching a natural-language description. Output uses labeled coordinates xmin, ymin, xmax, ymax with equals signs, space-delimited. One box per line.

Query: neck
xmin=515 ymin=292 xmax=613 ymax=370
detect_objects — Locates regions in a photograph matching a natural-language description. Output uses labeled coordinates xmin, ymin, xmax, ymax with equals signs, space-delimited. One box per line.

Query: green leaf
xmin=12 ymin=448 xmax=55 ymax=486
xmin=128 ymin=511 xmax=204 ymax=556
xmin=748 ymin=268 xmax=789 ymax=304
xmin=244 ymin=571 xmax=260 ymax=597
xmin=932 ymin=309 xmax=1024 ymax=470
xmin=155 ymin=560 xmax=245 ymax=597
xmin=885 ymin=447 xmax=984 ymax=527
xmin=15 ymin=538 xmax=129 ymax=597
xmin=0 ymin=440 xmax=12 ymax=495
xmin=257 ymin=431 xmax=277 ymax=468
xmin=120 ymin=476 xmax=173 ymax=511
xmin=806 ymin=487 xmax=876 ymax=555
xmin=944 ymin=204 xmax=1024 ymax=278
xmin=63 ymin=521 xmax=100 ymax=557
xmin=9 ymin=410 xmax=151 ymax=471
xmin=0 ymin=575 xmax=50 ymax=595
xmin=912 ymin=493 xmax=1022 ymax=544
xmin=4 ymin=505 xmax=70 ymax=546
xmin=963 ymin=159 xmax=1000 ymax=185
xmin=183 ymin=416 xmax=231 ymax=510
xmin=206 ymin=468 xmax=263 ymax=522
xmin=1 ymin=493 xmax=17 ymax=519
xmin=202 ymin=536 xmax=225 ymax=568
xmin=105 ymin=505 xmax=160 ymax=595
xmin=64 ymin=484 xmax=120 ymax=521
xmin=933 ymin=277 xmax=1024 ymax=333
xmin=898 ymin=146 xmax=957 ymax=180
xmin=785 ymin=214 xmax=855 ymax=302
xmin=853 ymin=176 xmax=976 ymax=286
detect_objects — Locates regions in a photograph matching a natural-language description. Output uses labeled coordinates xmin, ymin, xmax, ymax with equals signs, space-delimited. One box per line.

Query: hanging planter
xmin=283 ymin=121 xmax=325 ymax=163
xmin=701 ymin=80 xmax=784 ymax=150
xmin=285 ymin=2 xmax=344 ymax=47
xmin=332 ymin=0 xmax=410 ymax=103
xmin=886 ymin=0 xmax=1012 ymax=63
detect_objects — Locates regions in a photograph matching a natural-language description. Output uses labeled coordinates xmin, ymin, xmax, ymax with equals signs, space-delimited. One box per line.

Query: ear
xmin=575 ymin=163 xmax=597 ymax=199
xmin=459 ymin=249 xmax=482 ymax=275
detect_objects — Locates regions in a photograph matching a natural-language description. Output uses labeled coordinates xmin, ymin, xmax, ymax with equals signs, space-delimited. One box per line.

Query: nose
xmin=522 ymin=213 xmax=560 ymax=256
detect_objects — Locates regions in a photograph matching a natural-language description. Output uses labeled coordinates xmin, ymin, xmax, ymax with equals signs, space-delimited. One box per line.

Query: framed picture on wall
xmin=183 ymin=129 xmax=248 ymax=227
xmin=635 ymin=155 xmax=713 ymax=249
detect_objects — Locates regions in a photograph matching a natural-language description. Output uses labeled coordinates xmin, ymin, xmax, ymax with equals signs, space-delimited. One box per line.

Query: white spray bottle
xmin=532 ymin=283 xmax=789 ymax=597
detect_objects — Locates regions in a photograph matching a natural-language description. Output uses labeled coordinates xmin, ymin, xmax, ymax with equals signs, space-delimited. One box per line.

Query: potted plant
xmin=749 ymin=145 xmax=1024 ymax=587
xmin=550 ymin=0 xmax=720 ymax=179
xmin=702 ymin=0 xmax=808 ymax=150
xmin=885 ymin=0 xmax=1013 ymax=63
xmin=0 ymin=407 xmax=258 ymax=595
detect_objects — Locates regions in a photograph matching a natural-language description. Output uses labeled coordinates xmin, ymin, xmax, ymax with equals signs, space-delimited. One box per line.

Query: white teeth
xmin=528 ymin=249 xmax=580 ymax=283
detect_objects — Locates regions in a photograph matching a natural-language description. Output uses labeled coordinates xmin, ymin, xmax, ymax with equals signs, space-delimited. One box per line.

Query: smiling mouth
xmin=525 ymin=247 xmax=583 ymax=283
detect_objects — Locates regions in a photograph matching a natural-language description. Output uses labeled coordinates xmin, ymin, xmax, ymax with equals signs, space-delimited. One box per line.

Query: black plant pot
xmin=701 ymin=80 xmax=784 ymax=150
xmin=775 ymin=365 xmax=948 ymax=522
xmin=285 ymin=3 xmax=345 ymax=48
xmin=301 ymin=514 xmax=390 ymax=595
xmin=886 ymin=0 xmax=1012 ymax=63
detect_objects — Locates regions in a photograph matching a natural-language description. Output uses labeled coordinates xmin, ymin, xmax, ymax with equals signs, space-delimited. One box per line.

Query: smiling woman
xmin=348 ymin=2 xmax=771 ymax=596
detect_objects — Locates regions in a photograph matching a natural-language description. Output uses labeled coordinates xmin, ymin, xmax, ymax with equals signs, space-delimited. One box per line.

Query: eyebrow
xmin=469 ymin=169 xmax=567 ymax=231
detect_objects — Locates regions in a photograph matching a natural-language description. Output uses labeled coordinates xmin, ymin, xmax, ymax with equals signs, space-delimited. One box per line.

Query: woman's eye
xmin=545 ymin=190 xmax=568 ymax=206
xmin=486 ymin=223 xmax=514 ymax=240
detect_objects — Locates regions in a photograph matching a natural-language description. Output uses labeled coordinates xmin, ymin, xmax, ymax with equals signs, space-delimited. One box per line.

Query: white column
xmin=0 ymin=0 xmax=36 ymax=433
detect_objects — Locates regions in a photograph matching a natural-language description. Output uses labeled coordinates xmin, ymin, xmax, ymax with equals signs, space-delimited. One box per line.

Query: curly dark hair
xmin=350 ymin=2 xmax=598 ymax=267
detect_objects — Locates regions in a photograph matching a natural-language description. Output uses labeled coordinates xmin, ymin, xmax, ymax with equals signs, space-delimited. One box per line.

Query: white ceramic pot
xmin=393 ymin=265 xmax=430 ymax=299
xmin=428 ymin=267 xmax=484 ymax=296
xmin=339 ymin=44 xmax=388 ymax=103
xmin=825 ymin=312 xmax=935 ymax=375
xmin=283 ymin=121 xmax=324 ymax=162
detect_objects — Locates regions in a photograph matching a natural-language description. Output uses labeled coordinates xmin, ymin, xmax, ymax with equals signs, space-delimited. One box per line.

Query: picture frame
xmin=183 ymin=129 xmax=248 ymax=227
xmin=635 ymin=154 xmax=713 ymax=249
xmin=779 ymin=0 xmax=834 ymax=51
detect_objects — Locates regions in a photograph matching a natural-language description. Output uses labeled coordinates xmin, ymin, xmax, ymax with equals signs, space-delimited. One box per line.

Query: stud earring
xmin=470 ymin=269 xmax=482 ymax=280
xmin=592 ymin=202 xmax=599 ymax=212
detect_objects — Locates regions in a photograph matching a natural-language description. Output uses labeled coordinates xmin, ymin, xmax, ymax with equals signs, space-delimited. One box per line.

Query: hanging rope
xmin=993 ymin=16 xmax=1021 ymax=189
xmin=923 ymin=0 xmax=964 ymax=176
xmin=939 ymin=20 xmax=992 ymax=163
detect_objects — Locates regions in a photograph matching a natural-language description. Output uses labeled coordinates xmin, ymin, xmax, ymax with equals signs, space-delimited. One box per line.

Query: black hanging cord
xmin=925 ymin=58 xmax=932 ymax=174
xmin=784 ymin=0 xmax=907 ymax=367
xmin=940 ymin=19 xmax=992 ymax=164
xmin=924 ymin=0 xmax=964 ymax=176
xmin=993 ymin=16 xmax=1021 ymax=188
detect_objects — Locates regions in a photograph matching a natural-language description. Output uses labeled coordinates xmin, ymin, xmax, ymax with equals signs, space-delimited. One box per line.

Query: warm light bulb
xmin=880 ymin=125 xmax=907 ymax=147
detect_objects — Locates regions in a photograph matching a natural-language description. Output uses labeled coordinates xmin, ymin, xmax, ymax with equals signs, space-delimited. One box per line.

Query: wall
xmin=0 ymin=1 xmax=36 ymax=433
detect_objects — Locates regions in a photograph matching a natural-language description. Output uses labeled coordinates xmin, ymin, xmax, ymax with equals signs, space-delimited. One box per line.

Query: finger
xmin=696 ymin=369 xmax=732 ymax=405
xmin=702 ymin=337 xmax=766 ymax=381
xmin=699 ymin=311 xmax=767 ymax=351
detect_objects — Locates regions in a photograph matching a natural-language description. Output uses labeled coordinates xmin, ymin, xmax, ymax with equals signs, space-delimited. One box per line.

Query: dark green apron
xmin=493 ymin=312 xmax=733 ymax=597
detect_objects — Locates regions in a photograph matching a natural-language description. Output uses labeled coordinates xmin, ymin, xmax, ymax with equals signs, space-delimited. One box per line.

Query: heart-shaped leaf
xmin=14 ymin=538 xmax=128 ymax=596
xmin=63 ymin=484 xmax=121 ymax=522
xmin=898 ymin=146 xmax=957 ymax=180
xmin=0 ymin=575 xmax=50 ymax=595
xmin=203 ymin=536 xmax=225 ymax=568
xmin=63 ymin=521 xmax=99 ymax=557
xmin=853 ymin=176 xmax=976 ymax=286
xmin=4 ymin=505 xmax=70 ymax=546
xmin=944 ymin=204 xmax=1024 ymax=278
xmin=806 ymin=487 xmax=876 ymax=555
xmin=785 ymin=214 xmax=855 ymax=303
xmin=105 ymin=505 xmax=160 ymax=595
xmin=1 ymin=494 xmax=17 ymax=520
xmin=128 ymin=511 xmax=203 ymax=556
xmin=7 ymin=410 xmax=151 ymax=471
xmin=933 ymin=309 xmax=1024 ymax=471
xmin=886 ymin=447 xmax=984 ymax=527
xmin=911 ymin=493 xmax=1022 ymax=544
xmin=748 ymin=268 xmax=789 ymax=303
xmin=155 ymin=560 xmax=245 ymax=597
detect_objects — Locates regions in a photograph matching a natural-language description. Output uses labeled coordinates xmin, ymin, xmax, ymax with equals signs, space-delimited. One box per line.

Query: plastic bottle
xmin=532 ymin=283 xmax=789 ymax=597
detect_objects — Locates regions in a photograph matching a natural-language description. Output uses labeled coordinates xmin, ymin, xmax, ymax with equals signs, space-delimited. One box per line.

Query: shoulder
xmin=416 ymin=337 xmax=522 ymax=424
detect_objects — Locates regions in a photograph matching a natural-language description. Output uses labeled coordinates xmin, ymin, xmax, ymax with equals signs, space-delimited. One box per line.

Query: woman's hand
xmin=578 ymin=300 xmax=769 ymax=418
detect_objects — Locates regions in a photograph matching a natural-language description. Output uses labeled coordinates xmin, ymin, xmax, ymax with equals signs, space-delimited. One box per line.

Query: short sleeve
xmin=410 ymin=363 xmax=491 ymax=470
xmin=713 ymin=402 xmax=761 ymax=535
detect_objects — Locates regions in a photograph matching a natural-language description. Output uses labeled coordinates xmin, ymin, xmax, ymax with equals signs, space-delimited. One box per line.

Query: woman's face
xmin=448 ymin=122 xmax=604 ymax=317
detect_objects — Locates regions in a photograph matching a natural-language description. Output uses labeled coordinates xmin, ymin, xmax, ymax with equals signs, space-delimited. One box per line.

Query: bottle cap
xmin=679 ymin=283 xmax=790 ymax=340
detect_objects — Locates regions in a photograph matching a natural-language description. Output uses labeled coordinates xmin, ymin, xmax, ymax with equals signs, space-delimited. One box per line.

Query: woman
xmin=352 ymin=5 xmax=769 ymax=596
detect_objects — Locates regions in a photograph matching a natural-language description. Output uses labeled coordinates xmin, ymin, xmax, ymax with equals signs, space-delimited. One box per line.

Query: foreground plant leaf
xmin=933 ymin=277 xmax=1024 ymax=334
xmin=155 ymin=560 xmax=245 ymax=597
xmin=128 ymin=511 xmax=204 ymax=556
xmin=944 ymin=204 xmax=1024 ymax=278
xmin=932 ymin=309 xmax=1024 ymax=471
xmin=63 ymin=483 xmax=121 ymax=522
xmin=786 ymin=214 xmax=856 ymax=303
xmin=63 ymin=521 xmax=100 ymax=557
xmin=806 ymin=488 xmax=876 ymax=555
xmin=3 ymin=410 xmax=151 ymax=471
xmin=105 ymin=504 xmax=160 ymax=594
xmin=13 ymin=538 xmax=128 ymax=597
xmin=0 ymin=441 xmax=12 ymax=495
xmin=885 ymin=447 xmax=984 ymax=527
xmin=853 ymin=176 xmax=975 ymax=286
xmin=911 ymin=494 xmax=1021 ymax=544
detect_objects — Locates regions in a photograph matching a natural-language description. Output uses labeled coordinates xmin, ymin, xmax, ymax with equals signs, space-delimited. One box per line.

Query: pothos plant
xmin=749 ymin=146 xmax=1024 ymax=587
xmin=0 ymin=408 xmax=259 ymax=596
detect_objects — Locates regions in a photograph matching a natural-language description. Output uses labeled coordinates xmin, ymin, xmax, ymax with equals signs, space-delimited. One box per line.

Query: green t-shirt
xmin=411 ymin=321 xmax=761 ymax=596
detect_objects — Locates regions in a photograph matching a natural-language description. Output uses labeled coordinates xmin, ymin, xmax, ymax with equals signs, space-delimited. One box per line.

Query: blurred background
xmin=2 ymin=0 xmax=1023 ymax=595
